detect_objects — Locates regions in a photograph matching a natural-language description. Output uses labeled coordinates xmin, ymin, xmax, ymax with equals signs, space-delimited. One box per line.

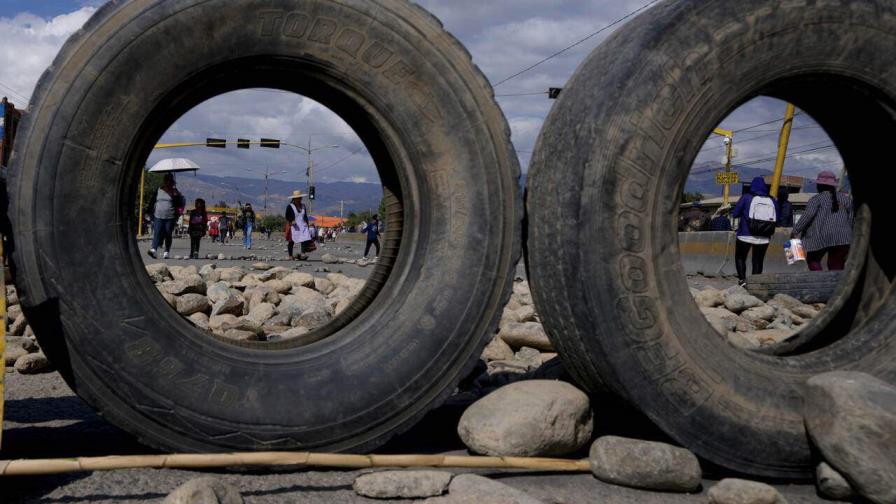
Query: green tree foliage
xmin=681 ymin=191 xmax=704 ymax=204
xmin=260 ymin=214 xmax=287 ymax=232
xmin=345 ymin=210 xmax=377 ymax=227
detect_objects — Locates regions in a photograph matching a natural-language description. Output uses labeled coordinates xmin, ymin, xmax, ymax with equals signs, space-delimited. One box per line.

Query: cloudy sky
xmin=1 ymin=0 xmax=842 ymax=190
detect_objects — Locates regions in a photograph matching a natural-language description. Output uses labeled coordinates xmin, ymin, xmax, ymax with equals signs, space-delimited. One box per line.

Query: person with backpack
xmin=791 ymin=171 xmax=853 ymax=271
xmin=731 ymin=177 xmax=778 ymax=286
xmin=187 ymin=198 xmax=208 ymax=259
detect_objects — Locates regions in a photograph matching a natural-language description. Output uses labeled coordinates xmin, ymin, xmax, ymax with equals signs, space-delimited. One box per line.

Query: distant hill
xmin=175 ymin=174 xmax=383 ymax=216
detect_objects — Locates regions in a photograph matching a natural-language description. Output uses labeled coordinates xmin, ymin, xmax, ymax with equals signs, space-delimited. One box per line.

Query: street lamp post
xmin=292 ymin=137 xmax=339 ymax=212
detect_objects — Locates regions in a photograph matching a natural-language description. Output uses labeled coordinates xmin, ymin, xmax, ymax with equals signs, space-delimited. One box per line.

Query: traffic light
xmin=548 ymin=87 xmax=563 ymax=99
xmin=237 ymin=138 xmax=251 ymax=149
xmin=206 ymin=138 xmax=227 ymax=148
xmin=260 ymin=138 xmax=280 ymax=148
xmin=309 ymin=186 xmax=316 ymax=200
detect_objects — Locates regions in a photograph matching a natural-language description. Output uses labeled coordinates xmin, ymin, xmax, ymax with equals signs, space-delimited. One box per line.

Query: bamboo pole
xmin=0 ymin=452 xmax=591 ymax=477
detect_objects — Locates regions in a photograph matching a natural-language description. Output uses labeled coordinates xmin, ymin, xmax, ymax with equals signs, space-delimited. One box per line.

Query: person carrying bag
xmin=285 ymin=190 xmax=315 ymax=260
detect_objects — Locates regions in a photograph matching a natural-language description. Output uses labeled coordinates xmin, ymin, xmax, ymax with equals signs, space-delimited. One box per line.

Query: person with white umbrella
xmin=148 ymin=173 xmax=185 ymax=259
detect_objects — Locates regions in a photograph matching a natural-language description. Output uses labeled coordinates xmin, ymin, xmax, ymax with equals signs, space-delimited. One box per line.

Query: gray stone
xmin=321 ymin=254 xmax=339 ymax=264
xmin=514 ymin=305 xmax=538 ymax=323
xmin=188 ymin=312 xmax=210 ymax=330
xmin=816 ymin=462 xmax=854 ymax=501
xmin=512 ymin=281 xmax=530 ymax=296
xmin=258 ymin=266 xmax=292 ymax=281
xmin=217 ymin=267 xmax=245 ymax=283
xmin=9 ymin=313 xmax=27 ymax=336
xmin=724 ymin=293 xmax=765 ymax=314
xmin=176 ymin=294 xmax=209 ymax=316
xmin=293 ymin=308 xmax=332 ymax=331
xmin=422 ymin=474 xmax=543 ymax=504
xmin=171 ymin=265 xmax=199 ymax=280
xmin=514 ymin=346 xmax=543 ymax=371
xmin=206 ymin=282 xmax=232 ymax=305
xmin=504 ymin=296 xmax=522 ymax=313
xmin=283 ymin=272 xmax=316 ymax=289
xmin=211 ymin=295 xmax=245 ymax=317
xmin=263 ymin=279 xmax=291 ymax=295
xmin=4 ymin=341 xmax=31 ymax=366
xmin=6 ymin=286 xmax=19 ymax=306
xmin=701 ymin=307 xmax=755 ymax=335
xmin=768 ymin=293 xmax=803 ymax=310
xmin=284 ymin=287 xmax=330 ymax=314
xmin=246 ymin=303 xmax=276 ymax=324
xmin=163 ymin=477 xmax=243 ymax=504
xmin=790 ymin=304 xmax=820 ymax=319
xmin=353 ymin=470 xmax=450 ymax=499
xmin=7 ymin=336 xmax=38 ymax=353
xmin=498 ymin=322 xmax=554 ymax=352
xmin=247 ymin=287 xmax=280 ymax=311
xmin=161 ymin=275 xmax=206 ymax=296
xmin=695 ymin=288 xmax=726 ymax=308
xmin=741 ymin=305 xmax=776 ymax=324
xmin=589 ymin=436 xmax=701 ymax=492
xmin=334 ymin=297 xmax=352 ymax=315
xmin=805 ymin=371 xmax=896 ymax=504
xmin=313 ymin=277 xmax=334 ymax=295
xmin=277 ymin=326 xmax=311 ymax=340
xmin=146 ymin=263 xmax=172 ymax=283
xmin=708 ymin=478 xmax=787 ymax=504
xmin=7 ymin=303 xmax=22 ymax=324
xmin=217 ymin=253 xmax=226 ymax=261
xmin=15 ymin=352 xmax=52 ymax=374
xmin=251 ymin=262 xmax=272 ymax=271
xmin=481 ymin=336 xmax=514 ymax=362
xmin=209 ymin=315 xmax=240 ymax=333
xmin=724 ymin=284 xmax=751 ymax=298
xmin=458 ymin=380 xmax=592 ymax=457
xmin=223 ymin=329 xmax=262 ymax=341
xmin=766 ymin=311 xmax=794 ymax=331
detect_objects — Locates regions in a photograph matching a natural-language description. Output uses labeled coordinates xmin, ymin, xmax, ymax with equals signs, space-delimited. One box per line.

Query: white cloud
xmin=0 ymin=7 xmax=97 ymax=105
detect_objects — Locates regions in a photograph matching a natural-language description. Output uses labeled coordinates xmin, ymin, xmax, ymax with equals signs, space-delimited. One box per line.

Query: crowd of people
xmin=145 ymin=175 xmax=379 ymax=261
xmin=679 ymin=172 xmax=853 ymax=286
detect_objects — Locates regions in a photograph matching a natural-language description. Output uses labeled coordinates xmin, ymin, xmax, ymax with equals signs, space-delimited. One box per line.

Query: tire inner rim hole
xmin=129 ymin=69 xmax=405 ymax=352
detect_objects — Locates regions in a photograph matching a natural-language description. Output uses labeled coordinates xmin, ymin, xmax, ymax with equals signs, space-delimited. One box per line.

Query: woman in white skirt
xmin=285 ymin=190 xmax=314 ymax=260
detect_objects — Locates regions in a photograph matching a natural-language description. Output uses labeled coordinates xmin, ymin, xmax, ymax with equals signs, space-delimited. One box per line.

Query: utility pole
xmin=711 ymin=128 xmax=735 ymax=206
xmin=340 ymin=200 xmax=344 ymax=219
xmin=770 ymin=103 xmax=796 ymax=198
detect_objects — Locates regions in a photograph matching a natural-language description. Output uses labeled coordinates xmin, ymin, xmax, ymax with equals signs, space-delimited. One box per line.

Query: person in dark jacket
xmin=777 ymin=188 xmax=795 ymax=227
xmin=362 ymin=215 xmax=381 ymax=259
xmin=731 ymin=177 xmax=778 ymax=286
xmin=187 ymin=198 xmax=208 ymax=259
xmin=792 ymin=171 xmax=853 ymax=271
xmin=241 ymin=203 xmax=256 ymax=250
xmin=708 ymin=205 xmax=733 ymax=231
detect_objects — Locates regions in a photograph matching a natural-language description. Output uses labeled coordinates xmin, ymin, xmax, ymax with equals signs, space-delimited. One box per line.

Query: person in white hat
xmin=285 ymin=190 xmax=314 ymax=260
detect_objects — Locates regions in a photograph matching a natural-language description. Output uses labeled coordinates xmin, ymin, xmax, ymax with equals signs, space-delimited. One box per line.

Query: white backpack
xmin=747 ymin=196 xmax=777 ymax=237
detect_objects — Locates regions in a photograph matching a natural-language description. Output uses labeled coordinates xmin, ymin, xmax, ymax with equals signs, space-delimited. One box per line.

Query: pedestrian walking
xmin=148 ymin=173 xmax=184 ymax=259
xmin=209 ymin=218 xmax=219 ymax=242
xmin=792 ymin=171 xmax=853 ymax=271
xmin=362 ymin=215 xmax=382 ymax=258
xmin=242 ymin=203 xmax=256 ymax=249
xmin=286 ymin=190 xmax=314 ymax=260
xmin=187 ymin=199 xmax=208 ymax=259
xmin=731 ymin=177 xmax=778 ymax=286
xmin=218 ymin=212 xmax=229 ymax=244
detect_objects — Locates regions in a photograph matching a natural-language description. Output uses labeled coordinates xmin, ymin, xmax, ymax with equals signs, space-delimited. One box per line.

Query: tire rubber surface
xmin=10 ymin=0 xmax=520 ymax=454
xmin=526 ymin=0 xmax=896 ymax=478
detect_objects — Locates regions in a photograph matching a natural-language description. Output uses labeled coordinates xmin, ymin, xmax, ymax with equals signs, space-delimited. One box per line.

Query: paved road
xmin=138 ymin=233 xmax=374 ymax=280
xmin=2 ymin=372 xmax=826 ymax=503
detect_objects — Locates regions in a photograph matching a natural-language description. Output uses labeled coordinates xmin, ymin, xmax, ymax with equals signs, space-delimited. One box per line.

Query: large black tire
xmin=527 ymin=0 xmax=896 ymax=478
xmin=10 ymin=0 xmax=520 ymax=454
xmin=747 ymin=272 xmax=842 ymax=304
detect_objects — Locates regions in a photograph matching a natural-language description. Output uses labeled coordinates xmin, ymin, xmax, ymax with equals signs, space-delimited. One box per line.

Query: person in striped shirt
xmin=791 ymin=171 xmax=853 ymax=271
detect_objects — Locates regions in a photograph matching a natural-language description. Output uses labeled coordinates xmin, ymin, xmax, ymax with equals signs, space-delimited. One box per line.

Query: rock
xmin=458 ymin=380 xmax=592 ymax=457
xmin=695 ymin=288 xmax=726 ymax=308
xmin=199 ymin=263 xmax=218 ymax=280
xmin=313 ymin=277 xmax=334 ymax=295
xmin=211 ymin=294 xmax=245 ymax=317
xmin=251 ymin=262 xmax=272 ymax=271
xmin=163 ymin=477 xmax=243 ymax=504
xmin=146 ymin=263 xmax=172 ymax=283
xmin=223 ymin=329 xmax=261 ymax=341
xmin=724 ymin=293 xmax=765 ymax=314
xmin=498 ymin=322 xmax=554 ymax=352
xmin=514 ymin=305 xmax=538 ymax=323
xmin=188 ymin=312 xmax=210 ymax=330
xmin=176 ymin=294 xmax=210 ymax=316
xmin=6 ymin=286 xmax=19 ymax=306
xmin=171 ymin=265 xmax=199 ymax=280
xmin=217 ymin=268 xmax=245 ymax=283
xmin=206 ymin=282 xmax=232 ymax=304
xmin=514 ymin=346 xmax=543 ymax=371
xmin=284 ymin=287 xmax=330 ymax=314
xmin=504 ymin=296 xmax=522 ymax=313
xmin=246 ymin=303 xmax=276 ymax=324
xmin=724 ymin=284 xmax=750 ymax=298
xmin=334 ymin=298 xmax=352 ymax=315
xmin=816 ymin=462 xmax=854 ymax=501
xmin=15 ymin=352 xmax=52 ymax=374
xmin=7 ymin=303 xmax=22 ymax=324
xmin=804 ymin=371 xmax=896 ymax=504
xmin=209 ymin=314 xmax=240 ymax=333
xmin=277 ymin=326 xmax=310 ymax=340
xmin=790 ymin=304 xmax=819 ymax=319
xmin=240 ymin=274 xmax=263 ymax=288
xmin=9 ymin=313 xmax=28 ymax=336
xmin=263 ymin=279 xmax=291 ymax=295
xmin=727 ymin=331 xmax=762 ymax=350
xmin=161 ymin=275 xmax=206 ymax=296
xmin=283 ymin=272 xmax=316 ymax=289
xmin=700 ymin=307 xmax=755 ymax=335
xmin=217 ymin=253 xmax=226 ymax=261
xmin=741 ymin=305 xmax=776 ymax=324
xmin=258 ymin=266 xmax=292 ymax=281
xmin=321 ymin=254 xmax=339 ymax=264
xmin=708 ymin=478 xmax=787 ymax=504
xmin=512 ymin=281 xmax=530 ymax=296
xmin=247 ymin=287 xmax=280 ymax=311
xmin=481 ymin=336 xmax=514 ymax=362
xmin=768 ymin=293 xmax=803 ymax=310
xmin=589 ymin=436 xmax=701 ymax=492
xmin=766 ymin=311 xmax=794 ymax=331
xmin=7 ymin=335 xmax=38 ymax=353
xmin=160 ymin=291 xmax=177 ymax=308
xmin=4 ymin=341 xmax=31 ymax=366
xmin=423 ymin=474 xmax=543 ymax=504
xmin=352 ymin=470 xmax=450 ymax=499
xmin=293 ymin=308 xmax=332 ymax=331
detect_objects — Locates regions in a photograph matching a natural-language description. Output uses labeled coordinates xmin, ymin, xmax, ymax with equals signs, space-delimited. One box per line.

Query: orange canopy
xmin=311 ymin=216 xmax=346 ymax=228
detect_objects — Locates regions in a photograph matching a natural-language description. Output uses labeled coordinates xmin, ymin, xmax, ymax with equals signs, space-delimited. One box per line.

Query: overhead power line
xmin=0 ymin=81 xmax=29 ymax=103
xmin=494 ymin=91 xmax=549 ymax=98
xmin=491 ymin=0 xmax=662 ymax=87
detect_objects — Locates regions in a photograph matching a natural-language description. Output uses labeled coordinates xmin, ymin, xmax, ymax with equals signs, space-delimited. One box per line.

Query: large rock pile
xmin=148 ymin=263 xmax=364 ymax=342
xmin=691 ymin=285 xmax=825 ymax=350
xmin=3 ymin=285 xmax=52 ymax=375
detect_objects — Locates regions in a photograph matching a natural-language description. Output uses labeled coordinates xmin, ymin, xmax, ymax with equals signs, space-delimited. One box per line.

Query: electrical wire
xmin=0 ymin=81 xmax=29 ymax=104
xmin=494 ymin=91 xmax=549 ymax=98
xmin=491 ymin=0 xmax=662 ymax=87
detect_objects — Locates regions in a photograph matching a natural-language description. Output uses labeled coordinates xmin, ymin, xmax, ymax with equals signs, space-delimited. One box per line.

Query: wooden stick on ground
xmin=0 ymin=452 xmax=591 ymax=477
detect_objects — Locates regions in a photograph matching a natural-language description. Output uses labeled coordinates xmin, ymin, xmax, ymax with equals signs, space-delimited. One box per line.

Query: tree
xmin=345 ymin=210 xmax=376 ymax=227
xmin=681 ymin=191 xmax=704 ymax=204
xmin=260 ymin=214 xmax=286 ymax=233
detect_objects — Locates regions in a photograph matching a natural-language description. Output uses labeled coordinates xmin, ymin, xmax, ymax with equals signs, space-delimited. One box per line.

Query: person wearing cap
xmin=285 ymin=190 xmax=313 ymax=260
xmin=241 ymin=203 xmax=256 ymax=250
xmin=792 ymin=170 xmax=853 ymax=271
